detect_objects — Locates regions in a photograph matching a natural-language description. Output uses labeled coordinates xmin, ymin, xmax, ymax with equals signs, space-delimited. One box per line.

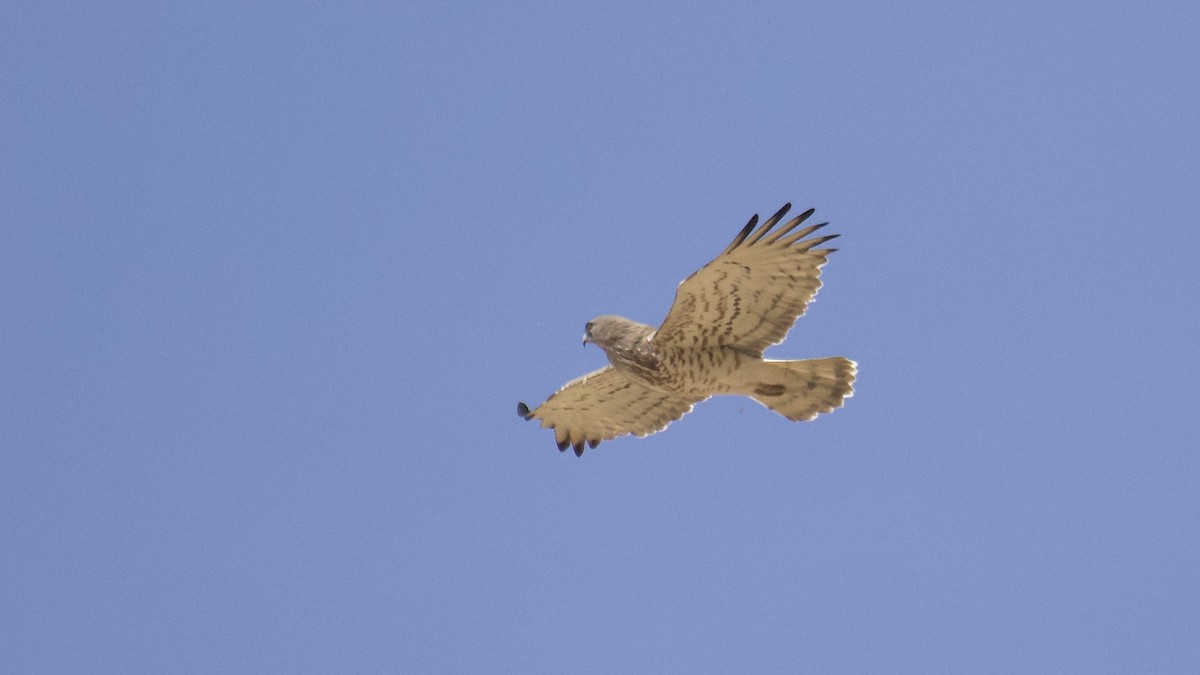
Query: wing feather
xmin=742 ymin=202 xmax=792 ymax=246
xmin=517 ymin=366 xmax=700 ymax=456
xmin=762 ymin=209 xmax=818 ymax=243
xmin=721 ymin=214 xmax=758 ymax=255
xmin=655 ymin=204 xmax=839 ymax=354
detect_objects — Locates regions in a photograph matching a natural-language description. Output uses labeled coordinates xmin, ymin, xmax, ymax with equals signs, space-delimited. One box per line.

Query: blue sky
xmin=3 ymin=1 xmax=1198 ymax=672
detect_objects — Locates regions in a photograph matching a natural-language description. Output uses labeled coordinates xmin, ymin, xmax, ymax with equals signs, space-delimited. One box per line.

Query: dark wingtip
xmin=723 ymin=214 xmax=758 ymax=254
xmin=588 ymin=438 xmax=600 ymax=449
xmin=736 ymin=215 xmax=757 ymax=242
xmin=556 ymin=438 xmax=569 ymax=452
xmin=572 ymin=441 xmax=584 ymax=456
xmin=517 ymin=402 xmax=533 ymax=420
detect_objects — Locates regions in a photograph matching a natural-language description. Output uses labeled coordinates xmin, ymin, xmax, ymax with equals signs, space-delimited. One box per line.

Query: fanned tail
xmin=749 ymin=357 xmax=856 ymax=422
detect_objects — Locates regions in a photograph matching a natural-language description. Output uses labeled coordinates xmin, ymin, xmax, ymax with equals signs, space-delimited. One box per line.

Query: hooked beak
xmin=581 ymin=333 xmax=590 ymax=347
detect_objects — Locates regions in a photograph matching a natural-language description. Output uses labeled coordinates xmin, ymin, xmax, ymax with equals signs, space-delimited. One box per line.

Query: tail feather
xmin=750 ymin=357 xmax=856 ymax=422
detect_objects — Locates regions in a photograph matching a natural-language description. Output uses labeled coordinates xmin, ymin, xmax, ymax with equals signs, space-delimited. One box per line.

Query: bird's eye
xmin=585 ymin=322 xmax=593 ymax=334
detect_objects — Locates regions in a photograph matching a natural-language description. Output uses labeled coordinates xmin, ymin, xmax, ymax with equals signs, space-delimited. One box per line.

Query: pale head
xmin=582 ymin=315 xmax=651 ymax=351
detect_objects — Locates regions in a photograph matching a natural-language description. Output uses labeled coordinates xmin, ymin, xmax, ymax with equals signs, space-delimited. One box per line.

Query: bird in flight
xmin=518 ymin=203 xmax=855 ymax=456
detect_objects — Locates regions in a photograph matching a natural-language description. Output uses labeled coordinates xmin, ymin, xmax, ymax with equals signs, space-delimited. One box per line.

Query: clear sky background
xmin=3 ymin=2 xmax=1198 ymax=672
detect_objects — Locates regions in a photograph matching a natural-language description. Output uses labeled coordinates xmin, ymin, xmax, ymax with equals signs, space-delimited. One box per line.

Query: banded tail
xmin=749 ymin=357 xmax=856 ymax=422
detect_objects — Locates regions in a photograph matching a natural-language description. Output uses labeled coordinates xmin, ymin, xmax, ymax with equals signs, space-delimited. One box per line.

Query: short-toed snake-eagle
xmin=518 ymin=203 xmax=855 ymax=456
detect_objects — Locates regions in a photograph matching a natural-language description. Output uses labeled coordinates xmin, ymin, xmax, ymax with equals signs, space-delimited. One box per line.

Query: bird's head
xmin=582 ymin=315 xmax=643 ymax=351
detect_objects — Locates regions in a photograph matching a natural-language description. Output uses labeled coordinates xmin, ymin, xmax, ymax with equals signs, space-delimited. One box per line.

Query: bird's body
xmin=586 ymin=316 xmax=756 ymax=397
xmin=518 ymin=203 xmax=856 ymax=455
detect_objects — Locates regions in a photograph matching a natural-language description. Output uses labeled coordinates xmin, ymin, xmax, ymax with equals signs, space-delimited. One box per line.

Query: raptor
xmin=518 ymin=203 xmax=855 ymax=456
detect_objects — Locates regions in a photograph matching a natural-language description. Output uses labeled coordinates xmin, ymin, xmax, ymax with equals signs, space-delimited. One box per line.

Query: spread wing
xmin=517 ymin=366 xmax=701 ymax=456
xmin=654 ymin=203 xmax=839 ymax=355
